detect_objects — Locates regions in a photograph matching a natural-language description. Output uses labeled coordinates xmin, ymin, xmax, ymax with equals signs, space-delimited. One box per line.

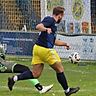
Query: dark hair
xmin=53 ymin=6 xmax=65 ymax=16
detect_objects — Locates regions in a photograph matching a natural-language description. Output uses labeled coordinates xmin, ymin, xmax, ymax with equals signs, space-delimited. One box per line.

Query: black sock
xmin=13 ymin=64 xmax=30 ymax=73
xmin=35 ymin=83 xmax=43 ymax=91
xmin=57 ymin=72 xmax=68 ymax=90
xmin=17 ymin=70 xmax=34 ymax=80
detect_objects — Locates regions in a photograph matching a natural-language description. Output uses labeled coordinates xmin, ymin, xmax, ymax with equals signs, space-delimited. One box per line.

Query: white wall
xmin=55 ymin=34 xmax=96 ymax=60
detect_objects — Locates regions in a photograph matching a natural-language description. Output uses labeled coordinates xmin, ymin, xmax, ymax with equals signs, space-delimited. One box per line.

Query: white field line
xmin=0 ymin=85 xmax=96 ymax=93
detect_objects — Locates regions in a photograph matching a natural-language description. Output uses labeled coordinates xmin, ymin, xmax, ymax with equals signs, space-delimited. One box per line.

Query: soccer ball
xmin=69 ymin=52 xmax=80 ymax=64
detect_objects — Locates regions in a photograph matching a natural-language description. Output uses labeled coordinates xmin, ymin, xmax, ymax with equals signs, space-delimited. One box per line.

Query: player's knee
xmin=56 ymin=67 xmax=64 ymax=73
xmin=32 ymin=71 xmax=41 ymax=78
xmin=51 ymin=62 xmax=64 ymax=73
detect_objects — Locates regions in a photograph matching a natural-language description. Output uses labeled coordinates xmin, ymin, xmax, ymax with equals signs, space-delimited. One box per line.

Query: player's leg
xmin=8 ymin=44 xmax=53 ymax=92
xmin=32 ymin=64 xmax=53 ymax=93
xmin=32 ymin=64 xmax=44 ymax=78
xmin=8 ymin=63 xmax=53 ymax=93
xmin=8 ymin=63 xmax=42 ymax=91
xmin=14 ymin=64 xmax=45 ymax=92
xmin=0 ymin=63 xmax=47 ymax=91
xmin=50 ymin=61 xmax=69 ymax=92
xmin=13 ymin=64 xmax=44 ymax=92
xmin=51 ymin=62 xmax=79 ymax=96
xmin=11 ymin=64 xmax=44 ymax=81
xmin=8 ymin=44 xmax=43 ymax=91
xmin=13 ymin=64 xmax=53 ymax=93
xmin=47 ymin=49 xmax=80 ymax=96
xmin=29 ymin=79 xmax=53 ymax=94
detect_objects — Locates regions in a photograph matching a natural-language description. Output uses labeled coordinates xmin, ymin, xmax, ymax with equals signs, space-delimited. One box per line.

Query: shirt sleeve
xmin=41 ymin=17 xmax=53 ymax=27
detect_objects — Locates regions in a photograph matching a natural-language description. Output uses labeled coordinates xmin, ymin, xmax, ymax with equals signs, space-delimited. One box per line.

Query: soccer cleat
xmin=39 ymin=84 xmax=53 ymax=94
xmin=8 ymin=77 xmax=15 ymax=91
xmin=65 ymin=87 xmax=80 ymax=96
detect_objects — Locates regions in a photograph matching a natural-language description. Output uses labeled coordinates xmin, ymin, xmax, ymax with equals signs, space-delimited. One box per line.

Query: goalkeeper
xmin=0 ymin=46 xmax=53 ymax=93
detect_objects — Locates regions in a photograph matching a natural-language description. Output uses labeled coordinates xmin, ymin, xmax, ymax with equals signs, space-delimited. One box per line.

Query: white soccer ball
xmin=69 ymin=52 xmax=80 ymax=63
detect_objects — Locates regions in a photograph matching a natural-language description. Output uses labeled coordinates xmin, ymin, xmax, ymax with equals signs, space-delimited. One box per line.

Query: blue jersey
xmin=36 ymin=16 xmax=57 ymax=48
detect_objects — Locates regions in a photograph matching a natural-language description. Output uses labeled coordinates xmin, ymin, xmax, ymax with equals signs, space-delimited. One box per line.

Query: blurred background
xmin=0 ymin=0 xmax=95 ymax=33
xmin=0 ymin=0 xmax=96 ymax=60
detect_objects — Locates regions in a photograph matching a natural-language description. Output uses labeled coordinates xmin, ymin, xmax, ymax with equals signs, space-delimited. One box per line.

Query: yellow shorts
xmin=32 ymin=44 xmax=61 ymax=65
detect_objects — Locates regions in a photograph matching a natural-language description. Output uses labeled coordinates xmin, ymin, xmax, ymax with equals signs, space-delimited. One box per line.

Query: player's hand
xmin=64 ymin=43 xmax=70 ymax=50
xmin=46 ymin=28 xmax=52 ymax=34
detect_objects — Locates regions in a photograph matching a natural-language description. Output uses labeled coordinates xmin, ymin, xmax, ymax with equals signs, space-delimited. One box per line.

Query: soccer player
xmin=0 ymin=46 xmax=53 ymax=94
xmin=8 ymin=6 xmax=80 ymax=96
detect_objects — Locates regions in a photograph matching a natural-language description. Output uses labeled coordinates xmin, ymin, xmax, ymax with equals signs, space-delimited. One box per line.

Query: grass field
xmin=0 ymin=57 xmax=96 ymax=96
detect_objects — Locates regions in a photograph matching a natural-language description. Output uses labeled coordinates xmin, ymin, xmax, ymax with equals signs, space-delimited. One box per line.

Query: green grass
xmin=0 ymin=57 xmax=96 ymax=96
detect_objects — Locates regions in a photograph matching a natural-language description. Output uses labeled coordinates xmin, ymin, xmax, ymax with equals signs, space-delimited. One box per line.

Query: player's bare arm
xmin=55 ymin=39 xmax=70 ymax=50
xmin=36 ymin=23 xmax=52 ymax=34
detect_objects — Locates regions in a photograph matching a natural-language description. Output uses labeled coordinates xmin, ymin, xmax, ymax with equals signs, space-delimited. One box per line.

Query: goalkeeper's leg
xmin=8 ymin=64 xmax=53 ymax=93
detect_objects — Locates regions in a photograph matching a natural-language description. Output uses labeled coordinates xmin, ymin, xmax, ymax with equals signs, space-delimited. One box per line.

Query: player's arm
xmin=36 ymin=23 xmax=52 ymax=34
xmin=36 ymin=17 xmax=53 ymax=34
xmin=55 ymin=39 xmax=70 ymax=50
xmin=36 ymin=23 xmax=47 ymax=32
